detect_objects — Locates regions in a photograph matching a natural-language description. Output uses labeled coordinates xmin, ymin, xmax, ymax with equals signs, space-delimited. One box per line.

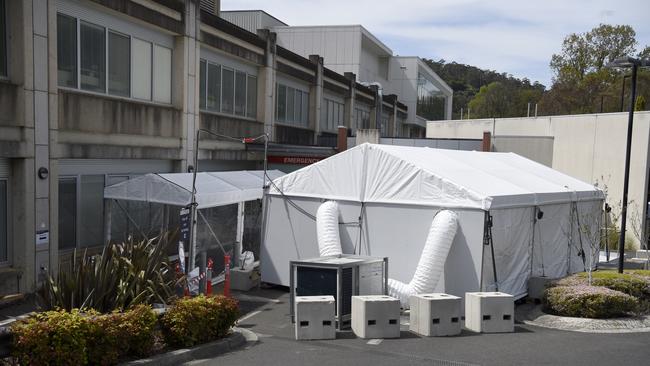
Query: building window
xmin=199 ymin=59 xmax=257 ymax=118
xmin=276 ymin=84 xmax=286 ymax=121
xmin=79 ymin=21 xmax=105 ymax=92
xmin=132 ymin=38 xmax=152 ymax=100
xmin=381 ymin=114 xmax=389 ymax=137
xmin=58 ymin=175 xmax=105 ymax=250
xmin=276 ymin=83 xmax=309 ymax=127
xmin=417 ymin=72 xmax=446 ymax=121
xmin=0 ymin=180 xmax=7 ymax=263
xmin=205 ymin=62 xmax=220 ymax=111
xmin=355 ymin=107 xmax=370 ymax=131
xmin=321 ymin=99 xmax=344 ymax=132
xmin=221 ymin=67 xmax=234 ymax=114
xmin=108 ymin=31 xmax=130 ymax=97
xmin=57 ymin=14 xmax=77 ymax=88
xmin=234 ymin=71 xmax=247 ymax=116
xmin=153 ymin=45 xmax=172 ymax=103
xmin=0 ymin=0 xmax=7 ymax=77
xmin=56 ymin=13 xmax=172 ymax=103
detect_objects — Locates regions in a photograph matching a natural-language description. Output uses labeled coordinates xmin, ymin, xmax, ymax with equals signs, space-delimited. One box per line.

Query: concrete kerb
xmin=121 ymin=327 xmax=257 ymax=366
xmin=516 ymin=303 xmax=650 ymax=333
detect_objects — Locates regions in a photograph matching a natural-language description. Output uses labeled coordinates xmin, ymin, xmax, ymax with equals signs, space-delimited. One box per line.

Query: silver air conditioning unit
xmin=290 ymin=255 xmax=388 ymax=330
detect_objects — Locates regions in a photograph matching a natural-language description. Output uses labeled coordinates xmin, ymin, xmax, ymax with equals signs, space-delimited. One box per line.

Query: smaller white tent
xmin=104 ymin=170 xmax=285 ymax=275
xmin=262 ymin=144 xmax=604 ymax=298
xmin=105 ymin=170 xmax=285 ymax=209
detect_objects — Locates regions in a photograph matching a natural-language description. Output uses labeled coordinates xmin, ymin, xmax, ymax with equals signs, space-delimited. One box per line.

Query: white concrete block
xmin=465 ymin=292 xmax=514 ymax=333
xmin=351 ymin=295 xmax=400 ymax=339
xmin=295 ymin=296 xmax=336 ymax=341
xmin=409 ymin=293 xmax=461 ymax=337
xmin=230 ymin=266 xmax=259 ymax=291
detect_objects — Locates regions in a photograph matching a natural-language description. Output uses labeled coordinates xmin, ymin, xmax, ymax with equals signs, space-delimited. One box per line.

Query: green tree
xmin=541 ymin=24 xmax=649 ymax=116
xmin=550 ymin=24 xmax=637 ymax=82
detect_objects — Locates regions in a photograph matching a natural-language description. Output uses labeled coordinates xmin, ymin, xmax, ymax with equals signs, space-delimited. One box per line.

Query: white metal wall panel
xmin=56 ymin=0 xmax=175 ymax=47
xmin=59 ymin=159 xmax=174 ymax=176
xmin=0 ymin=159 xmax=9 ymax=178
xmin=220 ymin=12 xmax=261 ymax=34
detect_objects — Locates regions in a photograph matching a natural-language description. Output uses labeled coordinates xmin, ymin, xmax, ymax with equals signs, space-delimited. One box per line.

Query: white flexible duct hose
xmin=316 ymin=201 xmax=343 ymax=256
xmin=388 ymin=210 xmax=458 ymax=308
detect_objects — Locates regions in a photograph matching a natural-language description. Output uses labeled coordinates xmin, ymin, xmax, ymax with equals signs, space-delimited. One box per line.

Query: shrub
xmin=11 ymin=305 xmax=157 ymax=366
xmin=39 ymin=235 xmax=181 ymax=313
xmin=160 ymin=295 xmax=239 ymax=348
xmin=544 ymin=285 xmax=638 ymax=318
xmin=87 ymin=305 xmax=158 ymax=364
xmin=12 ymin=309 xmax=92 ymax=366
xmin=572 ymin=271 xmax=650 ymax=299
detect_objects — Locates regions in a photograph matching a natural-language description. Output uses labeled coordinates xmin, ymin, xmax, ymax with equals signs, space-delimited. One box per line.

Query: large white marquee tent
xmin=262 ymin=144 xmax=605 ymax=298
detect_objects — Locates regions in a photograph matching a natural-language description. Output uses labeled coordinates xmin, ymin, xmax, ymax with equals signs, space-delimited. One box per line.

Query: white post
xmin=527 ymin=102 xmax=531 ymax=117
xmin=235 ymin=201 xmax=245 ymax=266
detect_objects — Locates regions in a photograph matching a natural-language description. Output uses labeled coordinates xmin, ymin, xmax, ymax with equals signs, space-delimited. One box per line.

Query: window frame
xmin=275 ymin=82 xmax=310 ymax=128
xmin=107 ymin=29 xmax=130 ymax=97
xmin=199 ymin=58 xmax=257 ymax=121
xmin=0 ymin=177 xmax=10 ymax=266
xmin=58 ymin=174 xmax=107 ymax=252
xmin=56 ymin=12 xmax=172 ymax=105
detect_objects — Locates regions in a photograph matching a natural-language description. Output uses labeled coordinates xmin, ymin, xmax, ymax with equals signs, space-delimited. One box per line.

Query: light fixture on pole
xmin=606 ymin=56 xmax=650 ymax=273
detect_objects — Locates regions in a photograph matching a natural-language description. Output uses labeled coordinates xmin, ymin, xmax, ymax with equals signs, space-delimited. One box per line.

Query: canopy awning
xmin=104 ymin=170 xmax=285 ymax=209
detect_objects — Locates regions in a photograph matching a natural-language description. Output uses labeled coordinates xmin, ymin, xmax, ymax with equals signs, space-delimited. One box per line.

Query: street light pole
xmin=617 ymin=63 xmax=638 ymax=273
xmin=606 ymin=56 xmax=649 ymax=273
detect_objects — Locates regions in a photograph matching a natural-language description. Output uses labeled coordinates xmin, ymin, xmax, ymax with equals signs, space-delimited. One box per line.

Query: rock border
xmin=516 ymin=303 xmax=650 ymax=333
xmin=121 ymin=327 xmax=257 ymax=365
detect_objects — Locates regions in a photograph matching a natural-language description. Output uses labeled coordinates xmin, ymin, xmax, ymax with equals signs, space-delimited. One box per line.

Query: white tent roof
xmin=105 ymin=170 xmax=285 ymax=209
xmin=268 ymin=144 xmax=604 ymax=210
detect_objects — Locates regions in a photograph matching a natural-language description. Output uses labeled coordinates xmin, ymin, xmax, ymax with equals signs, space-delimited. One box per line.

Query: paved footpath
xmin=187 ymin=288 xmax=650 ymax=366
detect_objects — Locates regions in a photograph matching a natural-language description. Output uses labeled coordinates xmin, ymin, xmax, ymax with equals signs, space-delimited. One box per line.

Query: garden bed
xmin=542 ymin=270 xmax=650 ymax=319
xmin=8 ymin=295 xmax=239 ymax=366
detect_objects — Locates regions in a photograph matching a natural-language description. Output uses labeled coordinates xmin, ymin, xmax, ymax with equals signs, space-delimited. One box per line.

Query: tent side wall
xmin=261 ymin=194 xmax=485 ymax=299
xmin=481 ymin=199 xmax=604 ymax=297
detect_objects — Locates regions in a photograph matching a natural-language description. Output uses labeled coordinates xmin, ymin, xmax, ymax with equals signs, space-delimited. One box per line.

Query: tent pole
xmin=235 ymin=202 xmax=245 ymax=266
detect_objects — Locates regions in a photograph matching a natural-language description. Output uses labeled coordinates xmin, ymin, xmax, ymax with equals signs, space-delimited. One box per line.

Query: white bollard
xmin=351 ymin=295 xmax=401 ymax=339
xmin=409 ymin=293 xmax=461 ymax=336
xmin=465 ymin=292 xmax=514 ymax=333
xmin=295 ymin=296 xmax=336 ymax=340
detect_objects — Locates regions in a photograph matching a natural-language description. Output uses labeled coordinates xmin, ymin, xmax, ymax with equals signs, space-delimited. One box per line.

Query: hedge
xmin=11 ymin=305 xmax=157 ymax=366
xmin=553 ymin=271 xmax=650 ymax=299
xmin=544 ymin=285 xmax=638 ymax=319
xmin=160 ymin=295 xmax=239 ymax=348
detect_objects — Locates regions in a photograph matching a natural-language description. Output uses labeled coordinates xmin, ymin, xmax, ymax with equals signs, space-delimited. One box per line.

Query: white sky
xmin=222 ymin=0 xmax=650 ymax=87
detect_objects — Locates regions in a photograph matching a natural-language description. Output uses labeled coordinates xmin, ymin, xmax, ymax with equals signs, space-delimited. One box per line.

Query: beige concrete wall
xmin=427 ymin=111 xmax=650 ymax=247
